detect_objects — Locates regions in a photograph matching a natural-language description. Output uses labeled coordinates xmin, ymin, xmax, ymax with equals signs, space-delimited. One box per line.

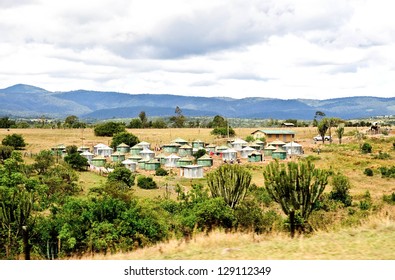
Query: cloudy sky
xmin=0 ymin=0 xmax=394 ymax=99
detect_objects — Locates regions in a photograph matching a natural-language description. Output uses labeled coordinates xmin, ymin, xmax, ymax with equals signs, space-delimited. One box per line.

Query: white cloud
xmin=0 ymin=0 xmax=394 ymax=99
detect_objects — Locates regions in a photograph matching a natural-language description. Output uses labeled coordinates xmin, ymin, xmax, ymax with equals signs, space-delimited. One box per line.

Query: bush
xmin=108 ymin=167 xmax=135 ymax=188
xmin=379 ymin=166 xmax=395 ymax=178
xmin=155 ymin=167 xmax=168 ymax=176
xmin=373 ymin=151 xmax=391 ymax=160
xmin=94 ymin=122 xmax=125 ymax=137
xmin=329 ymin=173 xmax=352 ymax=207
xmin=137 ymin=176 xmax=157 ymax=189
xmin=383 ymin=192 xmax=395 ymax=205
xmin=359 ymin=191 xmax=372 ymax=210
xmin=364 ymin=168 xmax=373 ymax=176
xmin=1 ymin=133 xmax=26 ymax=149
xmin=361 ymin=142 xmax=372 ymax=154
xmin=110 ymin=132 xmax=139 ymax=150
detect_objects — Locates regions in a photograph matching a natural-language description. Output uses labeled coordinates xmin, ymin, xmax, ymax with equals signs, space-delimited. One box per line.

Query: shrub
xmin=373 ymin=151 xmax=391 ymax=160
xmin=1 ymin=133 xmax=26 ymax=149
xmin=359 ymin=191 xmax=372 ymax=210
xmin=364 ymin=168 xmax=373 ymax=177
xmin=383 ymin=192 xmax=395 ymax=205
xmin=108 ymin=167 xmax=135 ymax=188
xmin=155 ymin=167 xmax=168 ymax=176
xmin=137 ymin=176 xmax=157 ymax=189
xmin=379 ymin=166 xmax=395 ymax=178
xmin=329 ymin=173 xmax=352 ymax=207
xmin=110 ymin=132 xmax=139 ymax=150
xmin=361 ymin=142 xmax=372 ymax=154
xmin=94 ymin=122 xmax=125 ymax=137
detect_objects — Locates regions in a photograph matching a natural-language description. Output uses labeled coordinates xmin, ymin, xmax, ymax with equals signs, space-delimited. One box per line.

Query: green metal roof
xmin=257 ymin=130 xmax=296 ymax=135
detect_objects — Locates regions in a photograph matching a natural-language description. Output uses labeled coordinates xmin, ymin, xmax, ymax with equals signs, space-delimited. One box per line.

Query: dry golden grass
xmin=80 ymin=215 xmax=395 ymax=260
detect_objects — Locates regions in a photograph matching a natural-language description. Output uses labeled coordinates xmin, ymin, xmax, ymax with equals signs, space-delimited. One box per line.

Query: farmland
xmin=1 ymin=126 xmax=395 ymax=259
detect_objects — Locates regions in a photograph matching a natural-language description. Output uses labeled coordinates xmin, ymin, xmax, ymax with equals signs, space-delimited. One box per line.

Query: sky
xmin=0 ymin=0 xmax=394 ymax=99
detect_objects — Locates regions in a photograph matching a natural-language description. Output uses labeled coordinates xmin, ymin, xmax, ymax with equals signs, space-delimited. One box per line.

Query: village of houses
xmin=50 ymin=129 xmax=302 ymax=179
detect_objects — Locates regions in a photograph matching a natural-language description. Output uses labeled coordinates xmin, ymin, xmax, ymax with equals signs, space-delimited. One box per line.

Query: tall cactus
xmin=207 ymin=164 xmax=252 ymax=209
xmin=263 ymin=160 xmax=329 ymax=237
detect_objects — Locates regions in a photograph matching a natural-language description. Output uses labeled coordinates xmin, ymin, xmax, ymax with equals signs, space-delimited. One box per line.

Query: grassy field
xmin=1 ymin=126 xmax=395 ymax=259
xmin=81 ymin=216 xmax=395 ymax=260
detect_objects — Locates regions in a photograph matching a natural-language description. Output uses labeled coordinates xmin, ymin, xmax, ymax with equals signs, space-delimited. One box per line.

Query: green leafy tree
xmin=0 ymin=145 xmax=14 ymax=163
xmin=1 ymin=134 xmax=26 ymax=150
xmin=0 ymin=117 xmax=16 ymax=128
xmin=107 ymin=167 xmax=135 ymax=189
xmin=207 ymin=164 xmax=252 ymax=209
xmin=94 ymin=122 xmax=126 ymax=137
xmin=138 ymin=111 xmax=148 ymax=128
xmin=210 ymin=127 xmax=235 ymax=138
xmin=329 ymin=173 xmax=352 ymax=207
xmin=137 ymin=176 xmax=157 ymax=189
xmin=208 ymin=115 xmax=227 ymax=128
xmin=64 ymin=145 xmax=88 ymax=171
xmin=128 ymin=118 xmax=143 ymax=128
xmin=336 ymin=123 xmax=345 ymax=144
xmin=317 ymin=119 xmax=329 ymax=144
xmin=33 ymin=150 xmax=55 ymax=175
xmin=64 ymin=115 xmax=79 ymax=128
xmin=151 ymin=118 xmax=167 ymax=129
xmin=110 ymin=132 xmax=139 ymax=150
xmin=170 ymin=106 xmax=186 ymax=128
xmin=263 ymin=160 xmax=329 ymax=237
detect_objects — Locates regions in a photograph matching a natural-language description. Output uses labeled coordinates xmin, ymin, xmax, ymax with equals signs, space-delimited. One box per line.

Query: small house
xmin=111 ymin=151 xmax=125 ymax=163
xmin=192 ymin=139 xmax=205 ymax=149
xmin=178 ymin=144 xmax=193 ymax=157
xmin=137 ymin=141 xmax=151 ymax=150
xmin=177 ymin=156 xmax=194 ymax=167
xmin=240 ymin=146 xmax=255 ymax=158
xmin=138 ymin=159 xmax=148 ymax=170
xmin=130 ymin=144 xmax=143 ymax=156
xmin=164 ymin=154 xmax=181 ymax=168
xmin=94 ymin=143 xmax=113 ymax=157
xmin=128 ymin=155 xmax=142 ymax=163
xmin=172 ymin=137 xmax=188 ymax=145
xmin=116 ymin=143 xmax=130 ymax=153
xmin=248 ymin=151 xmax=263 ymax=162
xmin=51 ymin=144 xmax=66 ymax=156
xmin=180 ymin=165 xmax=204 ymax=179
xmin=216 ymin=145 xmax=229 ymax=153
xmin=252 ymin=140 xmax=265 ymax=150
xmin=139 ymin=148 xmax=155 ymax=161
xmin=91 ymin=155 xmax=106 ymax=167
xmin=272 ymin=147 xmax=287 ymax=160
xmin=77 ymin=146 xmax=90 ymax=153
xmin=221 ymin=148 xmax=237 ymax=161
xmin=197 ymin=154 xmax=213 ymax=167
xmin=121 ymin=159 xmax=137 ymax=172
xmin=231 ymin=138 xmax=248 ymax=151
xmin=81 ymin=151 xmax=94 ymax=163
xmin=162 ymin=143 xmax=181 ymax=154
xmin=145 ymin=159 xmax=161 ymax=171
xmin=155 ymin=153 xmax=167 ymax=165
xmin=270 ymin=140 xmax=286 ymax=148
xmin=206 ymin=144 xmax=217 ymax=153
xmin=263 ymin=145 xmax=277 ymax=157
xmin=283 ymin=142 xmax=303 ymax=155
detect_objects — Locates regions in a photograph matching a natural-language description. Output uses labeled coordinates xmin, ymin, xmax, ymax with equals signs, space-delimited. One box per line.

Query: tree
xmin=138 ymin=111 xmax=148 ymax=128
xmin=170 ymin=106 xmax=186 ymax=128
xmin=210 ymin=127 xmax=235 ymax=138
xmin=326 ymin=117 xmax=342 ymax=143
xmin=94 ymin=122 xmax=126 ymax=137
xmin=110 ymin=132 xmax=140 ymax=150
xmin=33 ymin=150 xmax=55 ymax=175
xmin=0 ymin=145 xmax=14 ymax=163
xmin=64 ymin=115 xmax=78 ymax=128
xmin=151 ymin=118 xmax=167 ymax=129
xmin=336 ymin=124 xmax=345 ymax=144
xmin=317 ymin=119 xmax=329 ymax=144
xmin=207 ymin=164 xmax=252 ymax=209
xmin=0 ymin=117 xmax=16 ymax=128
xmin=64 ymin=145 xmax=88 ymax=171
xmin=1 ymin=134 xmax=26 ymax=150
xmin=208 ymin=115 xmax=227 ymax=128
xmin=107 ymin=167 xmax=135 ymax=189
xmin=128 ymin=118 xmax=143 ymax=129
xmin=263 ymin=160 xmax=329 ymax=238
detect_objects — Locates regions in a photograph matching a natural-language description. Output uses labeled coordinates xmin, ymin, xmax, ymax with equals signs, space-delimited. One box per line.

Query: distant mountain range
xmin=1 ymin=84 xmax=394 ymax=120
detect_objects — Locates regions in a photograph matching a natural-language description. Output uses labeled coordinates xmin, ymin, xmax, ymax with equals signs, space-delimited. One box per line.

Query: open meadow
xmin=1 ymin=126 xmax=395 ymax=259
